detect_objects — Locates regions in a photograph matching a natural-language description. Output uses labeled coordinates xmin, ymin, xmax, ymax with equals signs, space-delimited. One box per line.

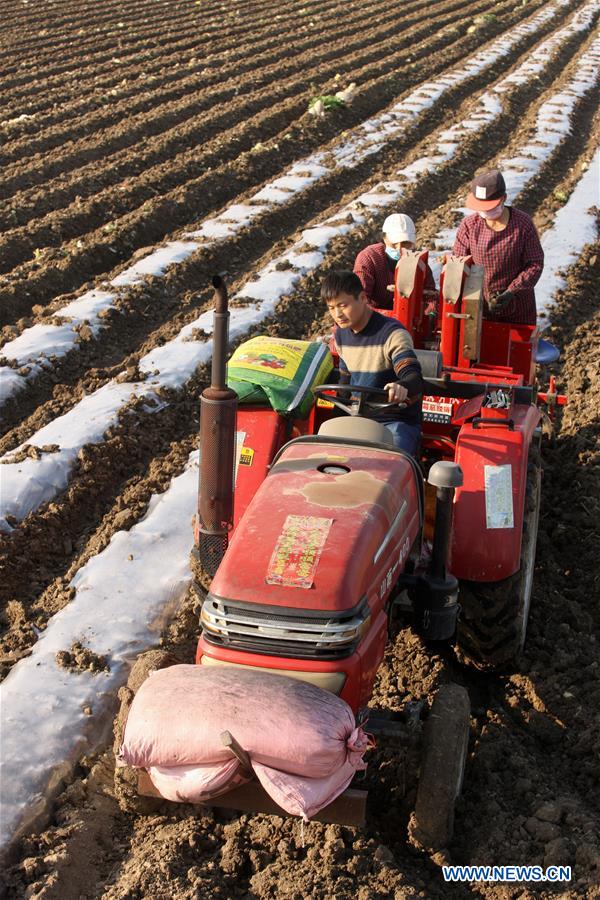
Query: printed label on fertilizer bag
xmin=230 ymin=336 xmax=310 ymax=380
xmin=228 ymin=336 xmax=333 ymax=419
xmin=266 ymin=515 xmax=333 ymax=588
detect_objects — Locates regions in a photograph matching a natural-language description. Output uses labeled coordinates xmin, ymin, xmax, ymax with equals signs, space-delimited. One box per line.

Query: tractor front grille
xmin=200 ymin=595 xmax=369 ymax=660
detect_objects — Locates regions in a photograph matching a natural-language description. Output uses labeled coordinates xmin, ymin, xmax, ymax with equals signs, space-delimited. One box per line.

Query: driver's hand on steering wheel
xmin=385 ymin=382 xmax=408 ymax=404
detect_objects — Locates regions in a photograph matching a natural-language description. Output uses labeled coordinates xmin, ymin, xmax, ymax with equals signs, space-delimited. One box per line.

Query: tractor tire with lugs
xmin=456 ymin=447 xmax=541 ymax=670
xmin=409 ymin=683 xmax=470 ymax=851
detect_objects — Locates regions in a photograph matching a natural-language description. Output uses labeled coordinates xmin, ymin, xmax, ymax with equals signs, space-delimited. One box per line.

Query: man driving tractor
xmin=321 ymin=270 xmax=423 ymax=455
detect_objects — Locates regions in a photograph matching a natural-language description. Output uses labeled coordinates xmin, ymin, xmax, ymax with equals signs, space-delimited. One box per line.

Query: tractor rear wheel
xmin=113 ymin=649 xmax=180 ymax=814
xmin=409 ymin=683 xmax=470 ymax=850
xmin=456 ymin=446 xmax=541 ymax=670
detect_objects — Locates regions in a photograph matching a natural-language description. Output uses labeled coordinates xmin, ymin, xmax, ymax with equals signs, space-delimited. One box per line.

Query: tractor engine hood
xmin=203 ymin=440 xmax=421 ymax=658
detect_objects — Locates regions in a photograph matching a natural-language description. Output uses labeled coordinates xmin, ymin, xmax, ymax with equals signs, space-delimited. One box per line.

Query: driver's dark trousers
xmin=380 ymin=419 xmax=421 ymax=456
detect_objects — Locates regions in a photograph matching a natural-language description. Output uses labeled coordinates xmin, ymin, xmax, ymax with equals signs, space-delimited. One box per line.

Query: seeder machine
xmin=115 ymin=258 xmax=563 ymax=848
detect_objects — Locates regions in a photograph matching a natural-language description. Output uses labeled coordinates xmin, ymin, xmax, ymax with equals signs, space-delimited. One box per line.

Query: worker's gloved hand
xmin=487 ymin=290 xmax=514 ymax=312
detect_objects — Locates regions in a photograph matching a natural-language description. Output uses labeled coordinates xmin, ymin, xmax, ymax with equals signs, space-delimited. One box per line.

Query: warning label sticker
xmin=484 ymin=464 xmax=514 ymax=529
xmin=422 ymin=396 xmax=453 ymax=424
xmin=239 ymin=446 xmax=254 ymax=466
xmin=266 ymin=515 xmax=333 ymax=588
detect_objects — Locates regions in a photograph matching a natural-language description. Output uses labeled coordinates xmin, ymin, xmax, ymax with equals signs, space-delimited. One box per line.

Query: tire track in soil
xmin=0 ymin=1 xmax=574 ymax=327
xmin=0 ymin=2 xmax=591 ymax=440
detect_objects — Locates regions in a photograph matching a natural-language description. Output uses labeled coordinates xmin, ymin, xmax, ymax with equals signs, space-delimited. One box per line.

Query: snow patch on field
xmin=0 ymin=454 xmax=198 ymax=856
xmin=0 ymin=0 xmax=577 ymax=406
xmin=430 ymin=35 xmax=600 ymax=291
xmin=536 ymin=151 xmax=600 ymax=319
xmin=110 ymin=240 xmax=200 ymax=286
xmin=0 ymin=383 xmax=146 ymax=531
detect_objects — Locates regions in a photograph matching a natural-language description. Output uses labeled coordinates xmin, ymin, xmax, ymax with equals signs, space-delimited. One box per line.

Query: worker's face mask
xmin=385 ymin=248 xmax=401 ymax=261
xmin=479 ymin=203 xmax=504 ymax=221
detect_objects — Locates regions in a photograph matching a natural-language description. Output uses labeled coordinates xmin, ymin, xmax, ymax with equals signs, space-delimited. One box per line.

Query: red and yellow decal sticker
xmin=266 ymin=514 xmax=333 ymax=589
xmin=317 ymin=397 xmax=335 ymax=409
xmin=239 ymin=446 xmax=254 ymax=466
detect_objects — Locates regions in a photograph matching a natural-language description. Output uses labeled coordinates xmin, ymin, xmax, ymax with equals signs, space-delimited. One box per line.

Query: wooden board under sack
xmin=138 ymin=770 xmax=368 ymax=826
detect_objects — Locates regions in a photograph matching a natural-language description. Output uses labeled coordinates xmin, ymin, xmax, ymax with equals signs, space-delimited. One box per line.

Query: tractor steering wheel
xmin=313 ymin=384 xmax=407 ymax=417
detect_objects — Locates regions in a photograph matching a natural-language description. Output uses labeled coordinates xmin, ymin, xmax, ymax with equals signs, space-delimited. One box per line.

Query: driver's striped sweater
xmin=333 ymin=311 xmax=422 ymax=424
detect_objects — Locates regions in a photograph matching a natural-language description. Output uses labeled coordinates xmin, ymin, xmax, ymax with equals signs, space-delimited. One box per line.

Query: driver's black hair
xmin=320 ymin=270 xmax=363 ymax=302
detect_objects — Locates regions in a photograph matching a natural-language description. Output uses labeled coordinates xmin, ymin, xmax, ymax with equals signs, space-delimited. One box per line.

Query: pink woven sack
xmin=118 ymin=664 xmax=370 ymax=819
xmin=120 ymin=664 xmax=361 ymax=776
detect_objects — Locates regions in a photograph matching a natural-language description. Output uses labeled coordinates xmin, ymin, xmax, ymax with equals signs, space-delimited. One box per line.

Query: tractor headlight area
xmin=200 ymin=595 xmax=371 ymax=660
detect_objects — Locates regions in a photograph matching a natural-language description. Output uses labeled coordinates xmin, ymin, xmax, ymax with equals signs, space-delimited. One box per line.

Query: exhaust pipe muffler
xmin=196 ymin=276 xmax=238 ymax=580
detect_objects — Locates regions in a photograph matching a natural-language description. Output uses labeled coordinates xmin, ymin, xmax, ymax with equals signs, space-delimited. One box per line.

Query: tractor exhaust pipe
xmin=413 ymin=461 xmax=463 ymax=641
xmin=196 ymin=276 xmax=238 ymax=581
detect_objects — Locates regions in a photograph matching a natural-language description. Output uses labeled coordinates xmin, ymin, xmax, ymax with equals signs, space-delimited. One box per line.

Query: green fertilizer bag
xmin=228 ymin=336 xmax=333 ymax=419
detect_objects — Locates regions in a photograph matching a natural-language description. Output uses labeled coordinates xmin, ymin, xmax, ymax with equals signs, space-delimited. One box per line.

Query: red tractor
xmin=115 ymin=262 xmax=562 ymax=848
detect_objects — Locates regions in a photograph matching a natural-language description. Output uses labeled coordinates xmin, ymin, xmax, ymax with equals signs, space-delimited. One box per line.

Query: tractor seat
xmin=318 ymin=415 xmax=394 ymax=446
xmin=414 ymin=349 xmax=443 ymax=378
xmin=535 ymin=339 xmax=560 ymax=366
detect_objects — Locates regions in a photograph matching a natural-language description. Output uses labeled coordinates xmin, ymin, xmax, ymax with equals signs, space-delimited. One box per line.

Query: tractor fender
xmin=450 ymin=404 xmax=541 ymax=582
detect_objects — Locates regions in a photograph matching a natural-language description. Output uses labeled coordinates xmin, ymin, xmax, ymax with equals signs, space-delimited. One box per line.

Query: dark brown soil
xmin=1 ymin=0 xmax=599 ymax=896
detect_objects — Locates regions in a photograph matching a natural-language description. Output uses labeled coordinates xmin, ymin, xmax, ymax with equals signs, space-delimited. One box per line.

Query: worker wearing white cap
xmin=353 ymin=213 xmax=436 ymax=310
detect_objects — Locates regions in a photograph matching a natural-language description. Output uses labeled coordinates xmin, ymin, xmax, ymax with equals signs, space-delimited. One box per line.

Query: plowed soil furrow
xmin=0 ymin=0 xmax=351 ymax=101
xmin=1 ymin=2 xmax=347 ymax=136
xmin=0 ymin=0 xmax=467 ymax=187
xmin=0 ymin=3 xmax=519 ymax=271
xmin=0 ymin=0 xmax=377 ymax=121
xmin=0 ymin=0 xmax=509 ymax=236
xmin=0 ymin=0 xmax=501 ymax=183
xmin=411 ymin=32 xmax=600 ymax=250
xmin=4 ymin=0 xmax=249 ymax=39
xmin=0 ymin=0 xmax=236 ymax=57
xmin=0 ymin=2 xmax=575 ymax=327
xmin=1 ymin=238 xmax=598 ymax=900
xmin=0 ymin=0 xmax=277 ymax=85
xmin=0 ymin=0 xmax=406 ymax=117
xmin=2 ymin=1 xmax=600 ymax=893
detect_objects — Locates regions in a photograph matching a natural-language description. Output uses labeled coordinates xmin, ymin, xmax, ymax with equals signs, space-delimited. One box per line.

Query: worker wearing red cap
xmin=353 ymin=213 xmax=436 ymax=310
xmin=452 ymin=170 xmax=544 ymax=324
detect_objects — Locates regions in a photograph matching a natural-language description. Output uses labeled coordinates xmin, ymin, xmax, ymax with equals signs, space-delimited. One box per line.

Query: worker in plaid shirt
xmin=453 ymin=170 xmax=544 ymax=325
xmin=353 ymin=213 xmax=437 ymax=311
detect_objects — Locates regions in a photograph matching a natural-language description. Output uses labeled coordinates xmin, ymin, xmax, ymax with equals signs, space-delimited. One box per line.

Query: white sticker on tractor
xmin=234 ymin=430 xmax=247 ymax=484
xmin=484 ymin=464 xmax=514 ymax=529
xmin=422 ymin=396 xmax=453 ymax=424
